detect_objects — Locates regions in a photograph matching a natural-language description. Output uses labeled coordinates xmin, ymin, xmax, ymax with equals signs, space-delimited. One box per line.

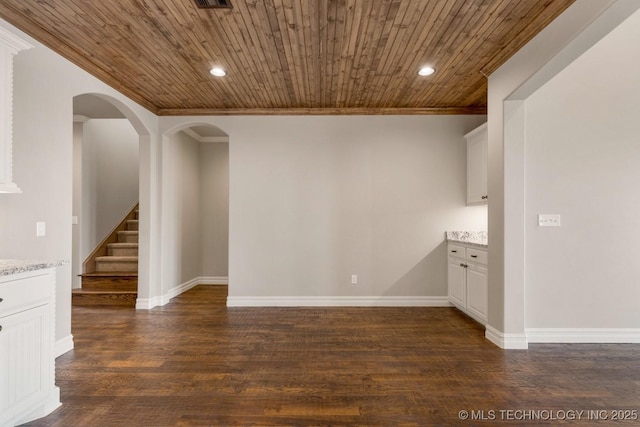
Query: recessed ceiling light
xmin=210 ymin=67 xmax=227 ymax=77
xmin=418 ymin=66 xmax=435 ymax=76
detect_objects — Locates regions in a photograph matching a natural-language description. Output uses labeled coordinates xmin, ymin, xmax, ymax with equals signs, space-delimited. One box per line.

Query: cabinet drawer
xmin=466 ymin=248 xmax=488 ymax=265
xmin=0 ymin=273 xmax=52 ymax=316
xmin=448 ymin=244 xmax=466 ymax=258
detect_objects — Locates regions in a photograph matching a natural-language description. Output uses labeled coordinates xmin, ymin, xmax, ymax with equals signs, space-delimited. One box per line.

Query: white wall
xmin=160 ymin=115 xmax=487 ymax=303
xmin=161 ymin=131 xmax=203 ymax=290
xmin=231 ymin=116 xmax=489 ymax=300
xmin=81 ymin=119 xmax=139 ymax=261
xmin=525 ymin=7 xmax=640 ymax=329
xmin=487 ymin=0 xmax=640 ymax=347
xmin=200 ymin=141 xmax=229 ymax=278
xmin=71 ymin=121 xmax=84 ymax=288
xmin=0 ymin=18 xmax=159 ymax=350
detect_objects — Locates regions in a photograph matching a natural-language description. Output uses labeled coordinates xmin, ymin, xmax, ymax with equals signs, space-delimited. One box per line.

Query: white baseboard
xmin=163 ymin=277 xmax=201 ymax=302
xmin=136 ymin=277 xmax=228 ymax=309
xmin=199 ymin=276 xmax=228 ymax=285
xmin=526 ymin=328 xmax=640 ymax=343
xmin=55 ymin=334 xmax=74 ymax=357
xmin=135 ymin=296 xmax=162 ymax=310
xmin=226 ymin=296 xmax=452 ymax=307
xmin=14 ymin=386 xmax=61 ymax=426
xmin=485 ymin=325 xmax=528 ymax=349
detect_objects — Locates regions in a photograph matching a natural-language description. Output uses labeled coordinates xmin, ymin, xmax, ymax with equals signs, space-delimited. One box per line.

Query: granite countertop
xmin=0 ymin=259 xmax=67 ymax=276
xmin=446 ymin=231 xmax=488 ymax=248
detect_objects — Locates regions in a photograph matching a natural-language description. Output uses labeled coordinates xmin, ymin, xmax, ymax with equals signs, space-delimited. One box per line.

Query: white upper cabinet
xmin=0 ymin=27 xmax=32 ymax=193
xmin=465 ymin=123 xmax=488 ymax=205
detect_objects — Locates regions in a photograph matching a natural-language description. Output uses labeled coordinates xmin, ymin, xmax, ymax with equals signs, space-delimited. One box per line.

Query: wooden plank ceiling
xmin=0 ymin=0 xmax=575 ymax=115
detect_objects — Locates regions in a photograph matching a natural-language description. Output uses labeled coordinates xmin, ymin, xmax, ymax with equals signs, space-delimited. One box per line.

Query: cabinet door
xmin=448 ymin=257 xmax=466 ymax=308
xmin=466 ymin=263 xmax=488 ymax=322
xmin=0 ymin=305 xmax=48 ymax=419
xmin=466 ymin=125 xmax=488 ymax=205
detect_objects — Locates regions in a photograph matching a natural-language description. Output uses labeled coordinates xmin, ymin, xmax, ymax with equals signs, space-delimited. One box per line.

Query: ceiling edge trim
xmin=157 ymin=107 xmax=487 ymax=116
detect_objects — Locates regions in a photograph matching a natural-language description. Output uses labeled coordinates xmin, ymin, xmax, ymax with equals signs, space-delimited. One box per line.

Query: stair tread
xmin=107 ymin=242 xmax=138 ymax=247
xmin=118 ymin=230 xmax=139 ymax=234
xmin=73 ymin=289 xmax=137 ymax=295
xmin=81 ymin=272 xmax=138 ymax=277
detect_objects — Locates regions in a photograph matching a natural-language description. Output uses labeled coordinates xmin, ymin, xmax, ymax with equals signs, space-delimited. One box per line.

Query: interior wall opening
xmin=162 ymin=124 xmax=229 ymax=300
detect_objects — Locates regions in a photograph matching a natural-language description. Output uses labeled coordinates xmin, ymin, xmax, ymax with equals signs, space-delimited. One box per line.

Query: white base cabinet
xmin=0 ymin=268 xmax=60 ymax=426
xmin=447 ymin=243 xmax=488 ymax=324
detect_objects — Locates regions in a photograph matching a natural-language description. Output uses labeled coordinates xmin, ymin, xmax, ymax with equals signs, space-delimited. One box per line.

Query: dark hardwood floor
xmin=23 ymin=286 xmax=640 ymax=426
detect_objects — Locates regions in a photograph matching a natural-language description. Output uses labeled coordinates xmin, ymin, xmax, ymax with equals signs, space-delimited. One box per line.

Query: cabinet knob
xmin=459 ymin=263 xmax=468 ymax=268
xmin=0 ymin=297 xmax=3 ymax=303
xmin=481 ymin=195 xmax=488 ymax=200
xmin=0 ymin=325 xmax=2 ymax=332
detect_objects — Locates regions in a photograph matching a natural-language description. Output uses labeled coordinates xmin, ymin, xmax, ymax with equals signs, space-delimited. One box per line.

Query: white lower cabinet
xmin=0 ymin=268 xmax=60 ymax=426
xmin=447 ymin=243 xmax=488 ymax=324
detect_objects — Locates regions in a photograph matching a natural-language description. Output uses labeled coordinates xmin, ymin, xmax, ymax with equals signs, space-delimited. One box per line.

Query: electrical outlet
xmin=351 ymin=275 xmax=358 ymax=285
xmin=36 ymin=221 xmax=46 ymax=237
xmin=538 ymin=214 xmax=561 ymax=227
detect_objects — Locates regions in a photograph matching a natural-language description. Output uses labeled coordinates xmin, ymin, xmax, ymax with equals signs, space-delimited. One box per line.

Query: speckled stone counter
xmin=0 ymin=259 xmax=67 ymax=276
xmin=445 ymin=231 xmax=488 ymax=248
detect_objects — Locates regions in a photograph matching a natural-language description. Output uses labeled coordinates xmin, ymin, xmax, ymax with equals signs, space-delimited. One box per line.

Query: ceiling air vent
xmin=194 ymin=0 xmax=232 ymax=8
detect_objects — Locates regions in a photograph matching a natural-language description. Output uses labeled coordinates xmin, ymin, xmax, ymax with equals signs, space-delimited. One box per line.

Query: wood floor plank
xmin=21 ymin=285 xmax=640 ymax=426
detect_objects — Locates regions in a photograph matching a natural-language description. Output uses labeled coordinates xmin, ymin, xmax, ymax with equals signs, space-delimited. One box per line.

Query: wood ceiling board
xmin=0 ymin=0 xmax=576 ymax=115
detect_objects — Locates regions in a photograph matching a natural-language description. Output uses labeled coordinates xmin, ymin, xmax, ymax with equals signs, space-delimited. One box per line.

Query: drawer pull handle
xmin=451 ymin=250 xmax=457 ymax=253
xmin=470 ymin=255 xmax=477 ymax=258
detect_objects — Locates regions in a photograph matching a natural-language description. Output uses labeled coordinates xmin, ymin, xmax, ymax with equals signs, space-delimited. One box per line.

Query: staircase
xmin=73 ymin=206 xmax=139 ymax=307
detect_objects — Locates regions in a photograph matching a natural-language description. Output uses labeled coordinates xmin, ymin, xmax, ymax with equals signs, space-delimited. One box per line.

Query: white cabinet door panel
xmin=466 ymin=264 xmax=488 ymax=323
xmin=448 ymin=258 xmax=466 ymax=308
xmin=466 ymin=123 xmax=488 ymax=205
xmin=0 ymin=305 xmax=48 ymax=416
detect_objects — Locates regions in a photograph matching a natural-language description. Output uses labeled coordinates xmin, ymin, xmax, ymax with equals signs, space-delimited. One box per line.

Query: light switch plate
xmin=538 ymin=214 xmax=561 ymax=227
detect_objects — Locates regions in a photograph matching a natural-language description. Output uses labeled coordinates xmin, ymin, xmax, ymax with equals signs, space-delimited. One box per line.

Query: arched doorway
xmin=72 ymin=93 xmax=151 ymax=308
